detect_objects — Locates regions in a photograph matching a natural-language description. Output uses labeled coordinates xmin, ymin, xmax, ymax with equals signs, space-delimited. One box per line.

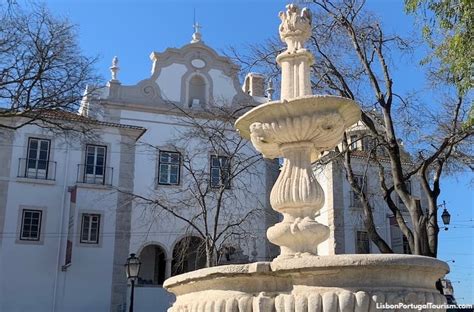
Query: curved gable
xmin=150 ymin=42 xmax=251 ymax=107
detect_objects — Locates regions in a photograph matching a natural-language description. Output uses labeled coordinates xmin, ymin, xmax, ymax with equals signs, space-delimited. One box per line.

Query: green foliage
xmin=405 ymin=0 xmax=473 ymax=94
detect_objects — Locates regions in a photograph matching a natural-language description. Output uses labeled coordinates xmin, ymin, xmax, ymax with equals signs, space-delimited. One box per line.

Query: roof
xmin=9 ymin=109 xmax=147 ymax=137
xmin=36 ymin=109 xmax=145 ymax=130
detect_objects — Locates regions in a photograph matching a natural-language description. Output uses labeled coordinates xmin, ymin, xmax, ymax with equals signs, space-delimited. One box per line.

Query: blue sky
xmin=41 ymin=0 xmax=473 ymax=303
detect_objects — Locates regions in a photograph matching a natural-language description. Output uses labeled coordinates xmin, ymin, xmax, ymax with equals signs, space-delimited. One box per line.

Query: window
xmin=158 ymin=151 xmax=181 ymax=185
xmin=20 ymin=209 xmax=42 ymax=241
xmin=188 ymin=75 xmax=206 ymax=108
xmin=26 ymin=138 xmax=50 ymax=179
xmin=210 ymin=155 xmax=231 ymax=189
xmin=356 ymin=231 xmax=370 ymax=254
xmin=349 ymin=135 xmax=358 ymax=150
xmin=84 ymin=145 xmax=106 ymax=184
xmin=80 ymin=214 xmax=100 ymax=244
xmin=350 ymin=175 xmax=366 ymax=207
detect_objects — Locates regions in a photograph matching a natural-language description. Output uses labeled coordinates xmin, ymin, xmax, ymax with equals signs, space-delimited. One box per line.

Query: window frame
xmin=349 ymin=135 xmax=358 ymax=151
xmin=210 ymin=155 xmax=231 ymax=189
xmin=356 ymin=230 xmax=370 ymax=254
xmin=80 ymin=213 xmax=101 ymax=244
xmin=157 ymin=150 xmax=182 ymax=186
xmin=26 ymin=137 xmax=51 ymax=179
xmin=19 ymin=209 xmax=43 ymax=241
xmin=83 ymin=144 xmax=107 ymax=184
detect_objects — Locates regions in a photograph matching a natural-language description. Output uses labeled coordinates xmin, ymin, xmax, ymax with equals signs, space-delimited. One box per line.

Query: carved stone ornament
xmin=278 ymin=4 xmax=312 ymax=52
xmin=110 ymin=56 xmax=119 ymax=81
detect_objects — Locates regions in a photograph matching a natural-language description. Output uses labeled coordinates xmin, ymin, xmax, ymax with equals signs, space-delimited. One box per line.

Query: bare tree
xmin=0 ymin=3 xmax=100 ymax=132
xmin=229 ymin=0 xmax=473 ymax=257
xmin=127 ymin=104 xmax=272 ymax=267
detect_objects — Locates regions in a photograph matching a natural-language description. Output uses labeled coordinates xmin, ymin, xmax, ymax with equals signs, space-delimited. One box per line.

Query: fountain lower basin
xmin=164 ymin=254 xmax=449 ymax=311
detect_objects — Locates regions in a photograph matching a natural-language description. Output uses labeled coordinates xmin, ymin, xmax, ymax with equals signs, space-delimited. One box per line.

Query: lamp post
xmin=124 ymin=253 xmax=141 ymax=312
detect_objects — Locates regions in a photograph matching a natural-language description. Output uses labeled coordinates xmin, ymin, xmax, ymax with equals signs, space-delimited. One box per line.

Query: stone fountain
xmin=164 ymin=4 xmax=448 ymax=311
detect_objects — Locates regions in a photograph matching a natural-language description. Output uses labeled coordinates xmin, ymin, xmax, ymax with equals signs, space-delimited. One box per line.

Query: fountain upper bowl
xmin=235 ymin=95 xmax=361 ymax=141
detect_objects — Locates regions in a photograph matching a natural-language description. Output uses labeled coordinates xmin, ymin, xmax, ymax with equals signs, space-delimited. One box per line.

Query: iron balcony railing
xmin=76 ymin=164 xmax=113 ymax=186
xmin=17 ymin=158 xmax=57 ymax=180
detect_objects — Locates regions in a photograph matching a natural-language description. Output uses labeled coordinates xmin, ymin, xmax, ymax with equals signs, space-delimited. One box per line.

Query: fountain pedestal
xmin=164 ymin=3 xmax=448 ymax=311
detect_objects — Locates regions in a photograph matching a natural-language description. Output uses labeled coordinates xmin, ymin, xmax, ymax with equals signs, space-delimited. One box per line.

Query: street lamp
xmin=124 ymin=253 xmax=141 ymax=312
xmin=439 ymin=201 xmax=451 ymax=231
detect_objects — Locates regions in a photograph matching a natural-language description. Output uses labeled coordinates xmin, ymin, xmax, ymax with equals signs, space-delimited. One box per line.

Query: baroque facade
xmin=0 ymin=31 xmax=277 ymax=312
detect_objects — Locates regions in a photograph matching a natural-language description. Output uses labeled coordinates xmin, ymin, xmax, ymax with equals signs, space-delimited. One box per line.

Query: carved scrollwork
xmin=169 ymin=290 xmax=447 ymax=312
xmin=142 ymin=85 xmax=156 ymax=98
xmin=248 ymin=113 xmax=345 ymax=161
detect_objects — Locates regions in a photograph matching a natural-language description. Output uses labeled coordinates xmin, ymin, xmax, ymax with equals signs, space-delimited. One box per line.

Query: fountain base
xmin=164 ymin=254 xmax=448 ymax=311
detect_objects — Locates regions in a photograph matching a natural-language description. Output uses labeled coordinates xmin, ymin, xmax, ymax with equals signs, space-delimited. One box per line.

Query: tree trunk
xmin=365 ymin=218 xmax=393 ymax=253
xmin=205 ymin=240 xmax=216 ymax=267
xmin=409 ymin=200 xmax=435 ymax=257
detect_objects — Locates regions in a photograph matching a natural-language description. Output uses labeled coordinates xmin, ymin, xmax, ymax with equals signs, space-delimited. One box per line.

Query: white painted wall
xmin=119 ymin=109 xmax=269 ymax=256
xmin=155 ymin=64 xmax=187 ymax=102
xmin=208 ymin=69 xmax=237 ymax=104
xmin=0 ymin=125 xmax=127 ymax=312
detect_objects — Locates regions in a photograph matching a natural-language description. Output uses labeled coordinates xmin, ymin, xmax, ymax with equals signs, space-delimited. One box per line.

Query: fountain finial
xmin=277 ymin=4 xmax=314 ymax=100
xmin=278 ymin=4 xmax=312 ymax=53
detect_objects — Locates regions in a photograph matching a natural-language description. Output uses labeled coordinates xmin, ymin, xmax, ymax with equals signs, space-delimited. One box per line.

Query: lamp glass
xmin=125 ymin=253 xmax=141 ymax=279
xmin=441 ymin=209 xmax=451 ymax=225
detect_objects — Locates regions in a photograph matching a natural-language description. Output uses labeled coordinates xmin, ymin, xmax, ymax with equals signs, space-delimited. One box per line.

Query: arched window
xmin=138 ymin=245 xmax=166 ymax=286
xmin=172 ymin=236 xmax=206 ymax=276
xmin=187 ymin=75 xmax=206 ymax=108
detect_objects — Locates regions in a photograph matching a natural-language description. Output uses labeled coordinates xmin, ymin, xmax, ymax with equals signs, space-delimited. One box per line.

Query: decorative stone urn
xmin=164 ymin=3 xmax=449 ymax=311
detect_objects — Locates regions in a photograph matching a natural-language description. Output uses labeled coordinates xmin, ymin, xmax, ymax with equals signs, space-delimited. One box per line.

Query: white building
xmin=0 ymin=30 xmax=277 ymax=312
xmin=0 ymin=113 xmax=145 ymax=311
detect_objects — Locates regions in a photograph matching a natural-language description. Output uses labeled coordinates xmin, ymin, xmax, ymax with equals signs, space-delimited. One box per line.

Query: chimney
xmin=243 ymin=73 xmax=265 ymax=97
